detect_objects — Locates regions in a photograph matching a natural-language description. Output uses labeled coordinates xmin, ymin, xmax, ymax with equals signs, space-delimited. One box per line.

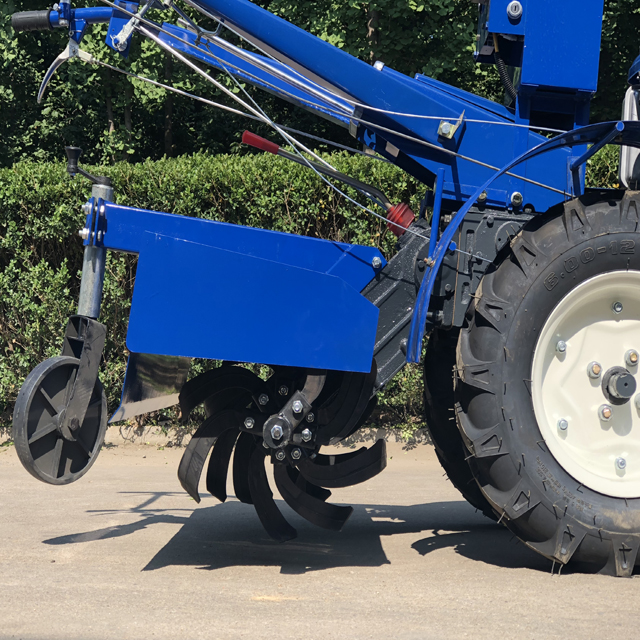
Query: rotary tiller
xmin=10 ymin=0 xmax=640 ymax=575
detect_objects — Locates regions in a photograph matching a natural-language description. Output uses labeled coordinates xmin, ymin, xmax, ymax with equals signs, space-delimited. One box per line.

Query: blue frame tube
xmin=407 ymin=121 xmax=637 ymax=364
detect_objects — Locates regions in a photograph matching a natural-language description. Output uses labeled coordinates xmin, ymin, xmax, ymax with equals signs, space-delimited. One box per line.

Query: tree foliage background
xmin=1 ymin=0 xmax=638 ymax=168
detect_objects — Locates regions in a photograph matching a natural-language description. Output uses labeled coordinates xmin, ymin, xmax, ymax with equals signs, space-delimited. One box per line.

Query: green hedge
xmin=0 ymin=147 xmax=620 ymax=435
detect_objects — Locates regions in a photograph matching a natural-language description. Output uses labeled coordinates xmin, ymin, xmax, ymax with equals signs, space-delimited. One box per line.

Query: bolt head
xmin=599 ymin=404 xmax=613 ymax=421
xmin=270 ymin=425 xmax=284 ymax=440
xmin=616 ymin=457 xmax=627 ymax=470
xmin=511 ymin=192 xmax=523 ymax=207
xmin=258 ymin=394 xmax=269 ymax=406
xmin=372 ymin=256 xmax=382 ymax=270
xmin=82 ymin=202 xmax=92 ymax=215
xmin=306 ymin=412 xmax=315 ymax=423
xmin=625 ymin=350 xmax=639 ymax=367
xmin=244 ymin=417 xmax=255 ymax=429
xmin=78 ymin=228 xmax=90 ymax=240
xmin=556 ymin=340 xmax=567 ymax=353
xmin=292 ymin=400 xmax=304 ymax=414
xmin=373 ymin=60 xmax=385 ymax=71
xmin=278 ymin=385 xmax=289 ymax=396
xmin=440 ymin=122 xmax=452 ymax=136
xmin=587 ymin=362 xmax=602 ymax=379
xmin=557 ymin=419 xmax=569 ymax=431
xmin=612 ymin=301 xmax=624 ymax=314
xmin=275 ymin=450 xmax=286 ymax=461
xmin=301 ymin=428 xmax=312 ymax=442
xmin=291 ymin=448 xmax=302 ymax=460
xmin=507 ymin=0 xmax=523 ymax=19
xmin=263 ymin=441 xmax=269 ymax=449
xmin=478 ymin=191 xmax=488 ymax=204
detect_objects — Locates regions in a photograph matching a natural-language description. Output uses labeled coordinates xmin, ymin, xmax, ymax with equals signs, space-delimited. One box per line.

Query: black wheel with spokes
xmin=13 ymin=356 xmax=107 ymax=485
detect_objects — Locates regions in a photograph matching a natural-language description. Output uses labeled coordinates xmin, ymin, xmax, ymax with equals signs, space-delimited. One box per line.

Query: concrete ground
xmin=0 ymin=439 xmax=638 ymax=640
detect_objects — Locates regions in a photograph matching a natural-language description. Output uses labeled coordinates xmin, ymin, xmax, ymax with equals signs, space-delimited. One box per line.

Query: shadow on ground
xmin=42 ymin=492 xmax=551 ymax=574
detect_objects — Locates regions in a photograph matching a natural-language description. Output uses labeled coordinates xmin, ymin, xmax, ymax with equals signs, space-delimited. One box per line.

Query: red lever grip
xmin=242 ymin=131 xmax=280 ymax=155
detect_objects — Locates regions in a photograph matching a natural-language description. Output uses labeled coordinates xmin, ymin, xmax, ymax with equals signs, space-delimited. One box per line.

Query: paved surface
xmin=1 ymin=439 xmax=639 ymax=640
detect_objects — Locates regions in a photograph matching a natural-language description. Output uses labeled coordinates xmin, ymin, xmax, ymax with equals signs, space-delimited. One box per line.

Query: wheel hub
xmin=531 ymin=271 xmax=640 ymax=498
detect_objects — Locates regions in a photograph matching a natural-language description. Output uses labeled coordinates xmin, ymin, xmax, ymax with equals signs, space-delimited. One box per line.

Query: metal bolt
xmin=616 ymin=457 xmax=627 ymax=470
xmin=301 ymin=428 xmax=312 ymax=442
xmin=625 ymin=350 xmax=639 ymax=367
xmin=478 ymin=191 xmax=488 ymax=204
xmin=258 ymin=394 xmax=269 ymax=406
xmin=374 ymin=60 xmax=385 ymax=71
xmin=292 ymin=400 xmax=304 ymax=414
xmin=612 ymin=301 xmax=624 ymax=314
xmin=263 ymin=441 xmax=269 ymax=449
xmin=82 ymin=202 xmax=92 ymax=215
xmin=372 ymin=256 xmax=382 ymax=270
xmin=306 ymin=413 xmax=315 ymax=423
xmin=97 ymin=231 xmax=103 ymax=242
xmin=511 ymin=192 xmax=523 ymax=207
xmin=557 ymin=419 xmax=568 ymax=431
xmin=556 ymin=340 xmax=567 ymax=353
xmin=244 ymin=417 xmax=255 ymax=429
xmin=271 ymin=425 xmax=284 ymax=440
xmin=507 ymin=1 xmax=523 ymax=19
xmin=275 ymin=450 xmax=286 ymax=461
xmin=440 ymin=122 xmax=452 ymax=137
xmin=587 ymin=362 xmax=602 ymax=378
xmin=599 ymin=404 xmax=613 ymax=421
xmin=78 ymin=228 xmax=90 ymax=240
xmin=291 ymin=448 xmax=302 ymax=460
xmin=278 ymin=385 xmax=289 ymax=396
xmin=99 ymin=204 xmax=106 ymax=215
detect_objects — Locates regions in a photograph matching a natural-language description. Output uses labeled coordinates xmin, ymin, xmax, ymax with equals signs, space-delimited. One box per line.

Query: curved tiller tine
xmin=247 ymin=447 xmax=297 ymax=542
xmin=232 ymin=432 xmax=256 ymax=505
xmin=296 ymin=440 xmax=387 ymax=489
xmin=274 ymin=463 xmax=353 ymax=531
xmin=177 ymin=410 xmax=241 ymax=502
xmin=205 ymin=429 xmax=239 ymax=502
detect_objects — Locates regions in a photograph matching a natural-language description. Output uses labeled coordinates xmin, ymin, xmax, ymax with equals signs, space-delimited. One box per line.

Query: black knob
xmin=65 ymin=146 xmax=83 ymax=178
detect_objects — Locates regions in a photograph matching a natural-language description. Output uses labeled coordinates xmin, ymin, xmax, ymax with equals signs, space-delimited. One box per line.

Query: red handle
xmin=242 ymin=131 xmax=280 ymax=155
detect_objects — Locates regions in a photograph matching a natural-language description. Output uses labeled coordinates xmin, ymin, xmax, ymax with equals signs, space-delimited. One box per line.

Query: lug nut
xmin=278 ymin=385 xmax=289 ymax=396
xmin=556 ymin=340 xmax=567 ymax=353
xmin=275 ymin=450 xmax=286 ymax=461
xmin=616 ymin=457 xmax=627 ymax=471
xmin=258 ymin=394 xmax=269 ymax=406
xmin=291 ymin=448 xmax=302 ymax=460
xmin=372 ymin=256 xmax=382 ymax=269
xmin=306 ymin=413 xmax=315 ymax=423
xmin=587 ymin=362 xmax=602 ymax=379
xmin=292 ymin=400 xmax=304 ymax=414
xmin=625 ymin=350 xmax=639 ymax=367
xmin=557 ymin=419 xmax=568 ymax=431
xmin=244 ymin=417 xmax=255 ymax=429
xmin=301 ymin=428 xmax=312 ymax=442
xmin=271 ymin=425 xmax=284 ymax=440
xmin=599 ymin=404 xmax=613 ymax=421
xmin=612 ymin=301 xmax=624 ymax=314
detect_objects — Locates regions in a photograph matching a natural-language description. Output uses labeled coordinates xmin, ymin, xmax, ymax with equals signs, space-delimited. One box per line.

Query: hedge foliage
xmin=0 ymin=147 xmax=620 ymax=435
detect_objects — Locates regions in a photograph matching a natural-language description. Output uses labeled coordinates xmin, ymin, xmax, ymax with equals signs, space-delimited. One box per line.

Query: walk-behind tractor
xmin=9 ymin=0 xmax=640 ymax=575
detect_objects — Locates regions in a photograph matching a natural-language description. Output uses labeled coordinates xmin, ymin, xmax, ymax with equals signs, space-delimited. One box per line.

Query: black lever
xmin=65 ymin=147 xmax=112 ymax=186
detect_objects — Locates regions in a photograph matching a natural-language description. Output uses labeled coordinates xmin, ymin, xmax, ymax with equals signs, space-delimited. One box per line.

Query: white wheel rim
xmin=531 ymin=270 xmax=640 ymax=498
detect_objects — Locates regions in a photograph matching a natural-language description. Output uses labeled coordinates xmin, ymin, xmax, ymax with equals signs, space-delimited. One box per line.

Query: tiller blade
xmin=177 ymin=363 xmax=386 ymax=541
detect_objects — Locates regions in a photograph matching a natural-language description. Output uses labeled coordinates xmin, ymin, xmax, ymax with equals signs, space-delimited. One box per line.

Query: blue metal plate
xmin=126 ymin=233 xmax=379 ymax=372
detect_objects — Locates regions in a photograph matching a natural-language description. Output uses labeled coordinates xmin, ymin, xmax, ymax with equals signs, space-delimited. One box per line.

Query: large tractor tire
xmin=424 ymin=329 xmax=496 ymax=519
xmin=455 ymin=191 xmax=640 ymax=576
